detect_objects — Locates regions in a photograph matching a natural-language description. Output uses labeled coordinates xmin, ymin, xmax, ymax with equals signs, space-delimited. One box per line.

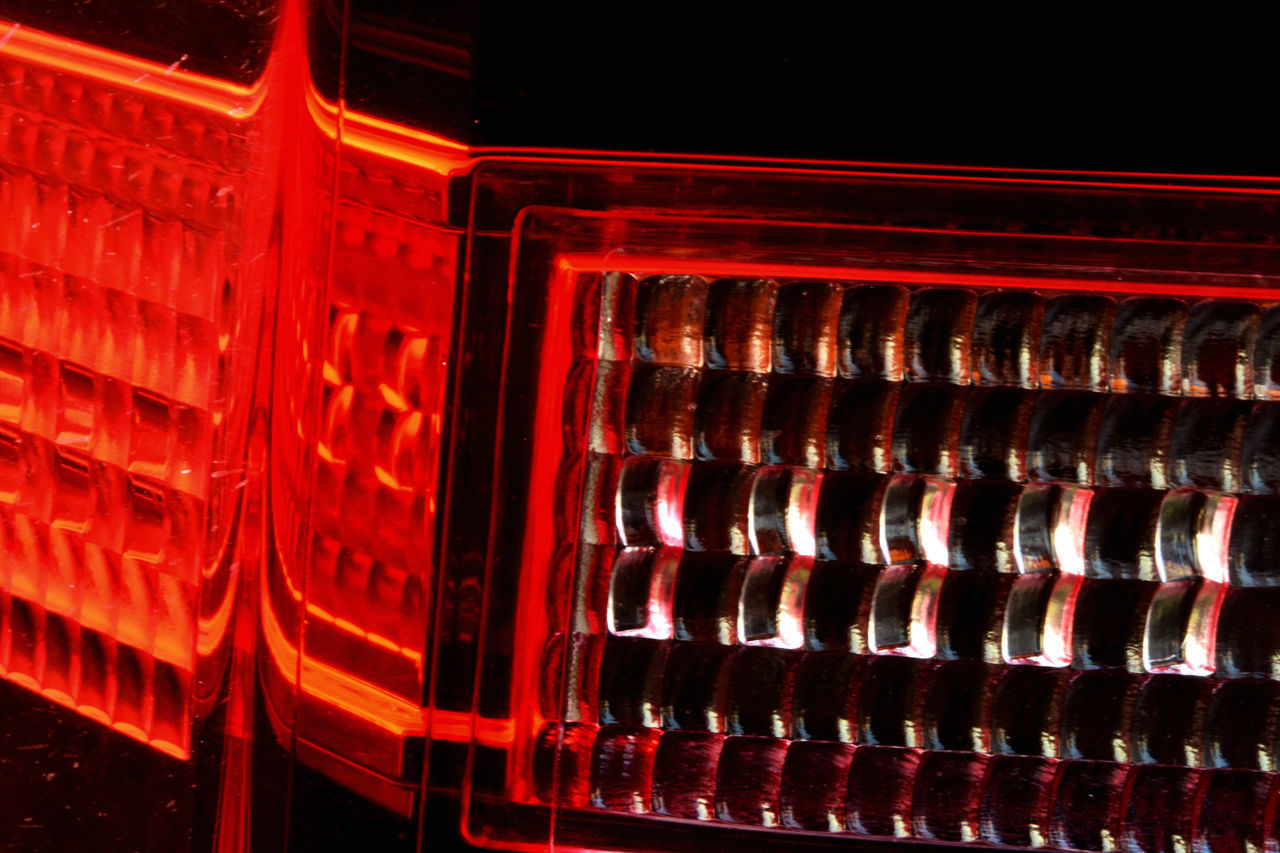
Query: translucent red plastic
xmin=0 ymin=20 xmax=270 ymax=761
xmin=261 ymin=75 xmax=460 ymax=812
xmin=8 ymin=6 xmax=1280 ymax=853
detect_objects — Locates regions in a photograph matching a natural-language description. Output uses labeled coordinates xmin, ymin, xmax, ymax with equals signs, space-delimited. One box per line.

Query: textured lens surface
xmin=0 ymin=27 xmax=265 ymax=759
xmin=544 ymin=271 xmax=1280 ymax=851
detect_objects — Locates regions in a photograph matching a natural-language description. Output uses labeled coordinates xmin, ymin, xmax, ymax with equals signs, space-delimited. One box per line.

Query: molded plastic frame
xmin=454 ymin=164 xmax=1280 ymax=852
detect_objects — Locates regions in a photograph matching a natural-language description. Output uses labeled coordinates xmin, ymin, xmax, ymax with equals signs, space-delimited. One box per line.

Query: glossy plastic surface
xmin=457 ymin=183 xmax=1280 ymax=853
xmin=7 ymin=4 xmax=1280 ymax=852
xmin=262 ymin=64 xmax=459 ymax=814
xmin=1 ymin=3 xmax=467 ymax=845
xmin=0 ymin=19 xmax=269 ymax=759
xmin=0 ymin=13 xmax=277 ymax=852
xmin=560 ymin=269 xmax=1280 ymax=845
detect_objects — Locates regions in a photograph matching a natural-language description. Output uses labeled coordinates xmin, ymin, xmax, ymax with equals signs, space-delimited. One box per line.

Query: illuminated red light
xmin=0 ymin=20 xmax=269 ymax=762
xmin=253 ymin=20 xmax=467 ymax=806
xmin=6 ymin=9 xmax=1280 ymax=852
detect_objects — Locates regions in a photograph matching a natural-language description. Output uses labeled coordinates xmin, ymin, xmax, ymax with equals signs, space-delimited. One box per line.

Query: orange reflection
xmin=260 ymin=575 xmax=426 ymax=737
xmin=303 ymin=82 xmax=469 ymax=178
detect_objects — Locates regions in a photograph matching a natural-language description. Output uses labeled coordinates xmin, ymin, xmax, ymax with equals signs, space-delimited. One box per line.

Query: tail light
xmin=0 ymin=18 xmax=264 ymax=756
xmin=0 ymin=10 xmax=276 ymax=848
xmin=3 ymin=3 xmax=1280 ymax=852
xmin=458 ymin=176 xmax=1280 ymax=853
xmin=263 ymin=78 xmax=459 ymax=815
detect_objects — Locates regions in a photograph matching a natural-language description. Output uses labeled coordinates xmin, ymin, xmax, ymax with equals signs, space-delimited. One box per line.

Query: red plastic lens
xmin=0 ymin=22 xmax=271 ymax=761
xmin=262 ymin=86 xmax=460 ymax=809
xmin=6 ymin=7 xmax=1280 ymax=851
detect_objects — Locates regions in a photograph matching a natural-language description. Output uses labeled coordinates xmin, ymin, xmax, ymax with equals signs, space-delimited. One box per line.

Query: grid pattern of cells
xmin=265 ymin=139 xmax=456 ymax=752
xmin=0 ymin=50 xmax=257 ymax=758
xmin=545 ymin=272 xmax=1280 ymax=851
xmin=305 ymin=217 xmax=449 ymax=702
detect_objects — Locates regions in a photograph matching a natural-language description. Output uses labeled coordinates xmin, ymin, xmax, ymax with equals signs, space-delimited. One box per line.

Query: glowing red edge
xmin=6 ymin=10 xmax=1280 ymax=852
xmin=4 ymin=1 xmax=1278 ymax=735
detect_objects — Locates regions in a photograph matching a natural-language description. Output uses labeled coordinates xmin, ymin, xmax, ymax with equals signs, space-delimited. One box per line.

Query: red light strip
xmin=556 ymin=254 xmax=1280 ymax=301
xmin=470 ymin=146 xmax=1280 ymax=188
xmin=0 ymin=21 xmax=262 ymax=117
xmin=430 ymin=709 xmax=515 ymax=748
xmin=197 ymin=563 xmax=237 ymax=658
xmin=507 ymin=257 xmax=580 ymax=760
xmin=259 ymin=575 xmax=427 ymax=738
xmin=302 ymin=83 xmax=469 ymax=177
xmin=497 ymin=157 xmax=1280 ymax=196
